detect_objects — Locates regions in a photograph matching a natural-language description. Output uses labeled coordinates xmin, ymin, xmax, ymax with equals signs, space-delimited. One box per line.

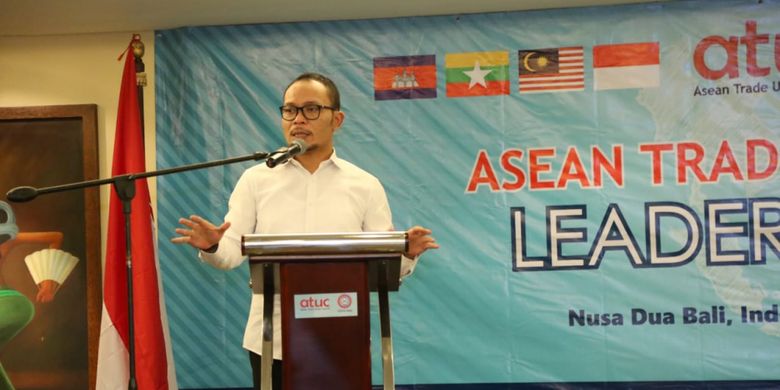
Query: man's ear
xmin=332 ymin=110 xmax=345 ymax=131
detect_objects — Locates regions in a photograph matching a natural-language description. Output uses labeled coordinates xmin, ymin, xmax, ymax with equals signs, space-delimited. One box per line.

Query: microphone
xmin=6 ymin=186 xmax=39 ymax=203
xmin=266 ymin=139 xmax=307 ymax=168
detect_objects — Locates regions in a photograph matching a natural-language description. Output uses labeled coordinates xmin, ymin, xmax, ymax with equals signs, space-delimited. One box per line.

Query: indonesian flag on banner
xmin=96 ymin=36 xmax=177 ymax=390
xmin=593 ymin=42 xmax=660 ymax=90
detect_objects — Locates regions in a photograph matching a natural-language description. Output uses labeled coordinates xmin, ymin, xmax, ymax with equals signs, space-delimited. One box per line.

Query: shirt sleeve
xmin=199 ymin=169 xmax=257 ymax=270
xmin=362 ymin=177 xmax=418 ymax=279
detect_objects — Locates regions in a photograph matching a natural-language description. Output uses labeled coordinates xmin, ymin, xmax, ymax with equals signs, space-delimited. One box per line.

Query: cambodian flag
xmin=373 ymin=55 xmax=437 ymax=101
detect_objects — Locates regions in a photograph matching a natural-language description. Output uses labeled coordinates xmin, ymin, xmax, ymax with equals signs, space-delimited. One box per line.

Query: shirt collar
xmin=287 ymin=148 xmax=344 ymax=172
xmin=329 ymin=148 xmax=346 ymax=169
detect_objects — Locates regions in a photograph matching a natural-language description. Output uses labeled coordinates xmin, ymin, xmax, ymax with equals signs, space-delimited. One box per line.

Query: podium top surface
xmin=242 ymin=231 xmax=407 ymax=260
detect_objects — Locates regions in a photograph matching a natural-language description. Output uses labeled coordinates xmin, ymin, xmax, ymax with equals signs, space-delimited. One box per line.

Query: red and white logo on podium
xmin=337 ymin=294 xmax=352 ymax=309
xmin=294 ymin=292 xmax=358 ymax=319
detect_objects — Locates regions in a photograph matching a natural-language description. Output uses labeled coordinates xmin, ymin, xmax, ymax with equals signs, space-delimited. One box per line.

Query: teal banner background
xmin=155 ymin=0 xmax=780 ymax=387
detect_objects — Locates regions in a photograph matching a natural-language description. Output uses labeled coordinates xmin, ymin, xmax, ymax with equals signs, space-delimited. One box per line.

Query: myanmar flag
xmin=445 ymin=51 xmax=510 ymax=97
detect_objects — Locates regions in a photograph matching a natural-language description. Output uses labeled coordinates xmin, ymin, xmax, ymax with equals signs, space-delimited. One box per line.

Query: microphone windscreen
xmin=7 ymin=186 xmax=38 ymax=203
xmin=291 ymin=138 xmax=308 ymax=153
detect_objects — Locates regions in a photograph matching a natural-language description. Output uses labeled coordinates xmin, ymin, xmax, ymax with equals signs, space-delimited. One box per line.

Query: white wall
xmin=0 ymin=31 xmax=157 ymax=263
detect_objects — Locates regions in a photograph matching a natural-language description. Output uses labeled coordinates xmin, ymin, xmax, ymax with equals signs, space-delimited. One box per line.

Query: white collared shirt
xmin=200 ymin=151 xmax=416 ymax=357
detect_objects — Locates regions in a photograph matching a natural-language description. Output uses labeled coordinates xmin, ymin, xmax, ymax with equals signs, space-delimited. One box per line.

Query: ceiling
xmin=0 ymin=0 xmax=665 ymax=37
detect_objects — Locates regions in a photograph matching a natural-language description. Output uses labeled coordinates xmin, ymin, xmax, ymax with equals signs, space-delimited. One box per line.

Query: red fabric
xmin=593 ymin=42 xmax=660 ymax=68
xmin=102 ymin=40 xmax=169 ymax=390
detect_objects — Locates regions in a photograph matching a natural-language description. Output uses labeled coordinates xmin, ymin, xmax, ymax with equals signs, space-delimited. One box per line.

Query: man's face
xmin=281 ymin=79 xmax=344 ymax=154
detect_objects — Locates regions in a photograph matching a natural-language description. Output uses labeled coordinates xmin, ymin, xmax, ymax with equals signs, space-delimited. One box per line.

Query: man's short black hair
xmin=284 ymin=73 xmax=341 ymax=110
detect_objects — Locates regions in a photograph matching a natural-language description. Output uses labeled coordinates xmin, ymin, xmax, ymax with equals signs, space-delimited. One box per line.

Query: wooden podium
xmin=242 ymin=232 xmax=407 ymax=390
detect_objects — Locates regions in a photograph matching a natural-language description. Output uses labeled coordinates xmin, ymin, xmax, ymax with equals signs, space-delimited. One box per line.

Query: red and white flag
xmin=593 ymin=42 xmax=660 ymax=90
xmin=96 ymin=35 xmax=177 ymax=390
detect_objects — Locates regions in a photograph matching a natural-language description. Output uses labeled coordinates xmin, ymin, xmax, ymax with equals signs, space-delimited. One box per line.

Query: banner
xmin=155 ymin=0 xmax=780 ymax=387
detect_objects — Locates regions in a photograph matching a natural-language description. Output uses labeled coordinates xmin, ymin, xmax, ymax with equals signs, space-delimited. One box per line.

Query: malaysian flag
xmin=518 ymin=47 xmax=584 ymax=93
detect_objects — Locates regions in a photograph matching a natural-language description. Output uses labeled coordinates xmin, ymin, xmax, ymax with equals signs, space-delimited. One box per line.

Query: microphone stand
xmin=6 ymin=150 xmax=270 ymax=390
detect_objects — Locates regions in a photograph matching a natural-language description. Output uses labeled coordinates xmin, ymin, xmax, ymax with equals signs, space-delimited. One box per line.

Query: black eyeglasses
xmin=279 ymin=104 xmax=337 ymax=121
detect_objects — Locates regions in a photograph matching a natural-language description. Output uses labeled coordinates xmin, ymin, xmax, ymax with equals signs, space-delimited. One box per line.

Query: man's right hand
xmin=171 ymin=215 xmax=231 ymax=251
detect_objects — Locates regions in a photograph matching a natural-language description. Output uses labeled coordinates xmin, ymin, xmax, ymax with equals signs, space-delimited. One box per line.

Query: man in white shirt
xmin=172 ymin=72 xmax=438 ymax=389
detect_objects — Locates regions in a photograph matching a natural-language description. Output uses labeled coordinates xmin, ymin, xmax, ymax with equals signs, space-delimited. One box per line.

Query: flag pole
xmin=132 ymin=35 xmax=146 ymax=138
xmin=122 ymin=33 xmax=145 ymax=390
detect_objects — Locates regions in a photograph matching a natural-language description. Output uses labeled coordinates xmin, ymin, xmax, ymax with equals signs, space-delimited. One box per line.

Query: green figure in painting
xmin=0 ymin=201 xmax=76 ymax=390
